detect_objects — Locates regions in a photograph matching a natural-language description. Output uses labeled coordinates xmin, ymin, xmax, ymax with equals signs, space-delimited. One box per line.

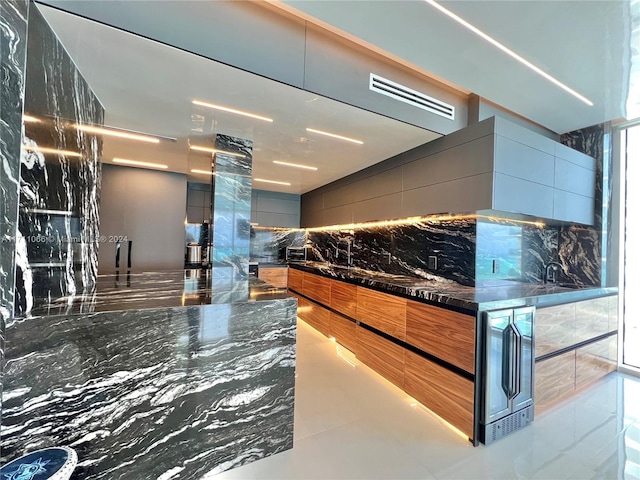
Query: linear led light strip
xmin=306 ymin=128 xmax=363 ymax=145
xmin=192 ymin=100 xmax=273 ymax=123
xmin=423 ymin=0 xmax=593 ymax=106
xmin=113 ymin=157 xmax=168 ymax=169
xmin=189 ymin=145 xmax=246 ymax=158
xmin=23 ymin=145 xmax=82 ymax=157
xmin=74 ymin=124 xmax=171 ymax=143
xmin=23 ymin=114 xmax=41 ymax=123
xmin=273 ymin=160 xmax=318 ymax=171
xmin=254 ymin=178 xmax=291 ymax=186
xmin=190 ymin=169 xmax=215 ymax=176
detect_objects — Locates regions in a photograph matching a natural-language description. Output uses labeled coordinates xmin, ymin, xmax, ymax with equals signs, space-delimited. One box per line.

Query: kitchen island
xmin=287 ymin=262 xmax=618 ymax=445
xmin=2 ymin=270 xmax=297 ymax=479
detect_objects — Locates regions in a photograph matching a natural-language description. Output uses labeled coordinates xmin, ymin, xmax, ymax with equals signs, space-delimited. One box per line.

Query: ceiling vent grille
xmin=369 ymin=73 xmax=455 ymax=120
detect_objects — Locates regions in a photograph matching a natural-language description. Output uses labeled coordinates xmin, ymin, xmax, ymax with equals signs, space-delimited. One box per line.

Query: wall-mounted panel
xmin=402 ymin=174 xmax=494 ymax=217
xmin=554 ymin=158 xmax=596 ymax=197
xmin=552 ymin=190 xmax=594 ymax=225
xmin=402 ymin=134 xmax=494 ymax=191
xmin=494 ymin=135 xmax=555 ymax=186
xmin=99 ymin=165 xmax=187 ymax=273
xmin=352 ymin=193 xmax=402 ymax=223
xmin=493 ymin=173 xmax=554 ymax=219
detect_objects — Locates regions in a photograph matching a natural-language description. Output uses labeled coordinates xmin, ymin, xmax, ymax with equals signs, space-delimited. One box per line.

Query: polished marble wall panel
xmin=1 ymin=298 xmax=297 ymax=478
xmin=0 ymin=0 xmax=29 ymax=435
xmin=561 ymin=124 xmax=611 ymax=287
xmin=250 ymin=227 xmax=305 ymax=263
xmin=211 ymin=134 xmax=252 ymax=290
xmin=307 ymin=218 xmax=476 ymax=286
xmin=14 ymin=6 xmax=104 ymax=315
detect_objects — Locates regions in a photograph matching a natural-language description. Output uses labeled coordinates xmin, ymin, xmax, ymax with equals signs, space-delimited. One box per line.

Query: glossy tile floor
xmin=213 ymin=320 xmax=640 ymax=480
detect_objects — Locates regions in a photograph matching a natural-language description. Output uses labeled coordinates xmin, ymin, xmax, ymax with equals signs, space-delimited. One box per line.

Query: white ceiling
xmin=37 ymin=5 xmax=440 ymax=195
xmin=277 ymin=0 xmax=632 ymax=134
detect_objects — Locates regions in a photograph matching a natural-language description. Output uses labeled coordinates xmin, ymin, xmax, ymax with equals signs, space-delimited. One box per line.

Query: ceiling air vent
xmin=369 ymin=73 xmax=455 ymax=120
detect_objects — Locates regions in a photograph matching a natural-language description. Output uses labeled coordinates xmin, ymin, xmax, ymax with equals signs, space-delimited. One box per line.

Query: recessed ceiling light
xmin=190 ymin=169 xmax=216 ymax=176
xmin=254 ymin=178 xmax=291 ymax=186
xmin=192 ymin=99 xmax=273 ymax=123
xmin=74 ymin=124 xmax=166 ymax=143
xmin=423 ymin=0 xmax=593 ymax=106
xmin=113 ymin=157 xmax=168 ymax=169
xmin=23 ymin=115 xmax=41 ymax=123
xmin=23 ymin=145 xmax=82 ymax=157
xmin=273 ymin=160 xmax=318 ymax=171
xmin=306 ymin=128 xmax=363 ymax=145
xmin=189 ymin=145 xmax=246 ymax=158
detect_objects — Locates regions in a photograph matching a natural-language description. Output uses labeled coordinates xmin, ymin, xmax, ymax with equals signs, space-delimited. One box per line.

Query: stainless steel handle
xmin=512 ymin=325 xmax=523 ymax=398
xmin=501 ymin=324 xmax=519 ymax=400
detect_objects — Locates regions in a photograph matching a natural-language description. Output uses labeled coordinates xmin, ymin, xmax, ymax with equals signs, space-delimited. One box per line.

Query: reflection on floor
xmin=212 ymin=319 xmax=640 ymax=480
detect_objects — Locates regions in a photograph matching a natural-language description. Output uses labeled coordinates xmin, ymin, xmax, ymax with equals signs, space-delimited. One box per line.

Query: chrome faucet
xmin=543 ymin=262 xmax=563 ymax=284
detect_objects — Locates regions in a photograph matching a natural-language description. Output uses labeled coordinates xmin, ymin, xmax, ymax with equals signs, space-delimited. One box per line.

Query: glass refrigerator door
xmin=513 ymin=306 xmax=535 ymax=411
xmin=484 ymin=310 xmax=513 ymax=424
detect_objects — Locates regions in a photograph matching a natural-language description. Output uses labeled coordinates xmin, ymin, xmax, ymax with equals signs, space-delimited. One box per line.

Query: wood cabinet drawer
xmin=330 ymin=280 xmax=357 ymax=318
xmin=330 ymin=312 xmax=356 ymax=353
xmin=298 ymin=297 xmax=330 ymax=337
xmin=406 ymin=300 xmax=476 ymax=374
xmin=356 ymin=287 xmax=406 ymax=340
xmin=258 ymin=267 xmax=287 ymax=288
xmin=355 ymin=326 xmax=404 ymax=388
xmin=303 ymin=272 xmax=331 ymax=305
xmin=404 ymin=350 xmax=474 ymax=438
xmin=288 ymin=268 xmax=304 ymax=293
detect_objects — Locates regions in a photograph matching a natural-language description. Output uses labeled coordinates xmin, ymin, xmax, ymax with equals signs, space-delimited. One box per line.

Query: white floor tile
xmin=213 ymin=320 xmax=640 ymax=480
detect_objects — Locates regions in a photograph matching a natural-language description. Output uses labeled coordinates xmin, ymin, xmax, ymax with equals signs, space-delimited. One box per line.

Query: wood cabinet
xmin=356 ymin=287 xmax=406 ymax=340
xmin=330 ymin=280 xmax=357 ymax=318
xmin=258 ymin=266 xmax=287 ymax=288
xmin=288 ymin=267 xmax=477 ymax=442
xmin=330 ymin=312 xmax=357 ymax=353
xmin=404 ymin=350 xmax=474 ymax=438
xmin=303 ymin=272 xmax=331 ymax=305
xmin=287 ymin=267 xmax=304 ymax=293
xmin=355 ymin=326 xmax=405 ymax=389
xmin=406 ymin=300 xmax=476 ymax=374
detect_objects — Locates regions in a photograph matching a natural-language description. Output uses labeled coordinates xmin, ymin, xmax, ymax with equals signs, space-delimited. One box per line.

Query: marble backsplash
xmin=14 ymin=6 xmax=104 ymax=315
xmin=307 ymin=218 xmax=477 ymax=286
xmin=254 ymin=213 xmax=600 ymax=288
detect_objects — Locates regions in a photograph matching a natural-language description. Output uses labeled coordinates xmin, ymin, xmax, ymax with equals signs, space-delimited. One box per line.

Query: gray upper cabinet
xmin=301 ymin=116 xmax=596 ymax=227
xmin=491 ymin=117 xmax=595 ymax=224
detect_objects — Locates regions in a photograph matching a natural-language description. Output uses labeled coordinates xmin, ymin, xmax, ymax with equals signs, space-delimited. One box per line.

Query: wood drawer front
xmin=534 ymin=351 xmax=576 ymax=414
xmin=330 ymin=280 xmax=357 ymax=318
xmin=303 ymin=272 xmax=332 ymax=305
xmin=355 ymin=326 xmax=405 ymax=388
xmin=330 ymin=312 xmax=357 ymax=353
xmin=405 ymin=300 xmax=476 ymax=374
xmin=301 ymin=298 xmax=331 ymax=337
xmin=258 ymin=267 xmax=287 ymax=288
xmin=288 ymin=268 xmax=304 ymax=292
xmin=356 ymin=287 xmax=406 ymax=340
xmin=404 ymin=350 xmax=474 ymax=438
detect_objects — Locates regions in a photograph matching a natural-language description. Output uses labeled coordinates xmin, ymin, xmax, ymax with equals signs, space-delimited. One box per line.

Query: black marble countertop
xmin=16 ymin=269 xmax=291 ymax=319
xmin=288 ymin=262 xmax=618 ymax=312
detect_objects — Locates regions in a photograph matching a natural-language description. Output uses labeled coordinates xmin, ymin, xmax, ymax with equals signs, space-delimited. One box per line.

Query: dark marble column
xmin=14 ymin=6 xmax=104 ymax=315
xmin=561 ymin=123 xmax=612 ymax=286
xmin=1 ymin=0 xmax=29 ymax=426
xmin=211 ymin=134 xmax=252 ymax=302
